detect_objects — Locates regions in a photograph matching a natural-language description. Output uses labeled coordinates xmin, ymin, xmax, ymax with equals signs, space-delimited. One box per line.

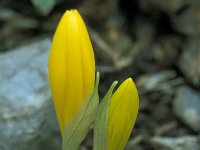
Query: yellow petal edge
xmin=48 ymin=9 xmax=95 ymax=135
xmin=108 ymin=78 xmax=139 ymax=150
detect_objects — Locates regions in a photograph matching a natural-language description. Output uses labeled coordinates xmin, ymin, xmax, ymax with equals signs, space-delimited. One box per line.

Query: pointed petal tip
xmin=126 ymin=77 xmax=133 ymax=83
xmin=123 ymin=77 xmax=135 ymax=88
xmin=126 ymin=77 xmax=137 ymax=86
xmin=64 ymin=9 xmax=80 ymax=17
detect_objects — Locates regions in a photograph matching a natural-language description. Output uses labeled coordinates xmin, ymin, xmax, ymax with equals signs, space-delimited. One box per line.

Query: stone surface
xmin=173 ymin=86 xmax=200 ymax=131
xmin=0 ymin=38 xmax=61 ymax=150
xmin=151 ymin=135 xmax=200 ymax=150
xmin=139 ymin=0 xmax=186 ymax=13
xmin=171 ymin=7 xmax=200 ymax=35
xmin=178 ymin=38 xmax=200 ymax=87
xmin=136 ymin=70 xmax=178 ymax=93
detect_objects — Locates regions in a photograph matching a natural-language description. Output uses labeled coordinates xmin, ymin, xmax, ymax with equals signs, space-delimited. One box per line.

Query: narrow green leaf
xmin=63 ymin=72 xmax=100 ymax=150
xmin=93 ymin=80 xmax=118 ymax=150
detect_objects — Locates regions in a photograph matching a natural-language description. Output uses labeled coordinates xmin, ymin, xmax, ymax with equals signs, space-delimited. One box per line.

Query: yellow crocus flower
xmin=48 ymin=9 xmax=95 ymax=136
xmin=108 ymin=78 xmax=139 ymax=150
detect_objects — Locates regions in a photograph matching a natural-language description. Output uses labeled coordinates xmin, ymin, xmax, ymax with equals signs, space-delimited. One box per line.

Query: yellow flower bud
xmin=48 ymin=9 xmax=95 ymax=135
xmin=108 ymin=78 xmax=139 ymax=150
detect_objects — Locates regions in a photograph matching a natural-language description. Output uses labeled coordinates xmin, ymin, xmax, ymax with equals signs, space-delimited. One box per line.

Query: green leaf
xmin=31 ymin=0 xmax=56 ymax=15
xmin=93 ymin=80 xmax=118 ymax=150
xmin=62 ymin=72 xmax=100 ymax=150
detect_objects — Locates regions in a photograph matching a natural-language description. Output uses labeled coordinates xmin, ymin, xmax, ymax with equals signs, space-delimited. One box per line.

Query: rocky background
xmin=0 ymin=0 xmax=200 ymax=150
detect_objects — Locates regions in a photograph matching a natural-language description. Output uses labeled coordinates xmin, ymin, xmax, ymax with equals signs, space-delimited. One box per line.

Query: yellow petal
xmin=108 ymin=78 xmax=139 ymax=150
xmin=48 ymin=9 xmax=95 ymax=135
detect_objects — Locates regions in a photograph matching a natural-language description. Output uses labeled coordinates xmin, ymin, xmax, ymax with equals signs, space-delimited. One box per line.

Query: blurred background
xmin=0 ymin=0 xmax=200 ymax=150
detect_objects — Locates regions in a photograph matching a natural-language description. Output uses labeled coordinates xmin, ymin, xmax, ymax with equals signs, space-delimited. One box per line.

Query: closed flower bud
xmin=93 ymin=78 xmax=139 ymax=150
xmin=108 ymin=78 xmax=139 ymax=150
xmin=48 ymin=9 xmax=95 ymax=136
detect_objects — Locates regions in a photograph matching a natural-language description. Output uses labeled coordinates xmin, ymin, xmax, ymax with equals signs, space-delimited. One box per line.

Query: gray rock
xmin=178 ymin=38 xmax=200 ymax=86
xmin=173 ymin=86 xmax=200 ymax=131
xmin=171 ymin=7 xmax=200 ymax=35
xmin=151 ymin=135 xmax=200 ymax=150
xmin=0 ymin=38 xmax=61 ymax=150
xmin=139 ymin=0 xmax=186 ymax=13
xmin=136 ymin=70 xmax=184 ymax=94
